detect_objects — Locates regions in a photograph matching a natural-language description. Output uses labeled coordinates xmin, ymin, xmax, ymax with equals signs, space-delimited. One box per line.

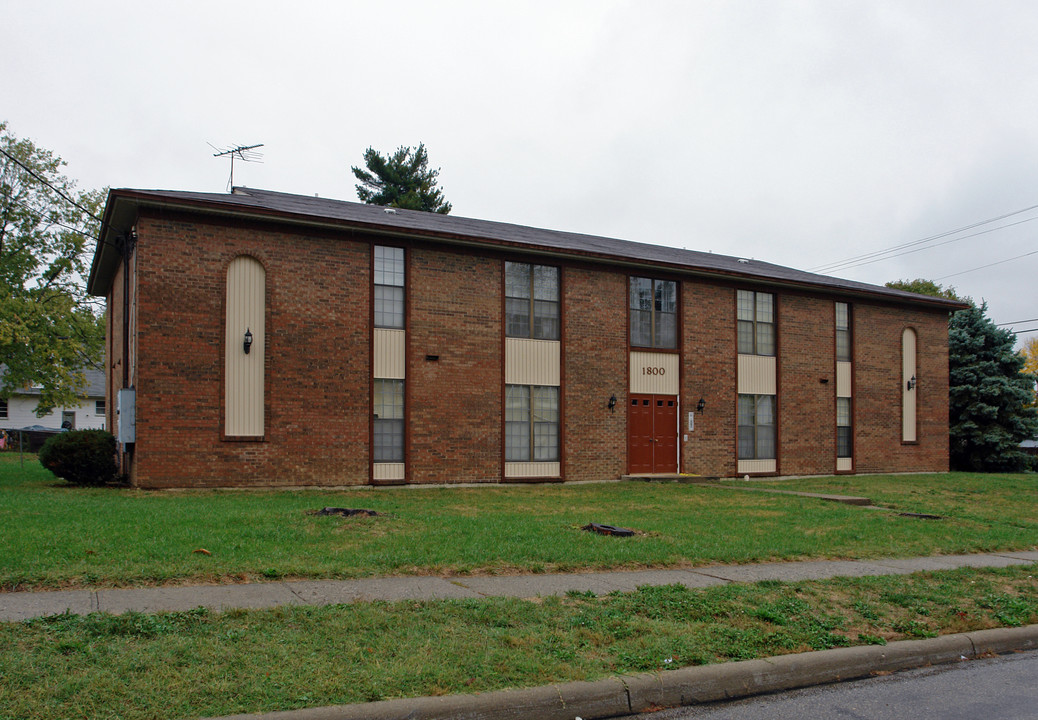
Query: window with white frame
xmin=505 ymin=262 xmax=559 ymax=340
xmin=835 ymin=302 xmax=851 ymax=362
xmin=374 ymin=246 xmax=404 ymax=329
xmin=738 ymin=394 xmax=775 ymax=460
xmin=737 ymin=290 xmax=775 ymax=356
xmin=630 ymin=277 xmax=677 ymax=349
xmin=505 ymin=385 xmax=559 ymax=462
xmin=373 ymin=379 xmax=404 ymax=462
xmin=95 ymin=400 xmax=105 ymax=417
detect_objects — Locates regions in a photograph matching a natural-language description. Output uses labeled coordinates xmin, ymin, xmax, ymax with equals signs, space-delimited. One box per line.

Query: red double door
xmin=628 ymin=394 xmax=678 ymax=474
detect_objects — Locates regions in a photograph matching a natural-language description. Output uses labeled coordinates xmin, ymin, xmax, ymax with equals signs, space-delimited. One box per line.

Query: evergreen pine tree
xmin=949 ymin=303 xmax=1038 ymax=471
xmin=351 ymin=143 xmax=452 ymax=214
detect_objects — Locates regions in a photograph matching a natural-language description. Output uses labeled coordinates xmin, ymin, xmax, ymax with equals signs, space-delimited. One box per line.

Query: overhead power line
xmin=935 ymin=248 xmax=1038 ymax=281
xmin=997 ymin=317 xmax=1038 ymax=327
xmin=0 ymin=146 xmax=104 ymax=224
xmin=808 ymin=201 xmax=1038 ymax=274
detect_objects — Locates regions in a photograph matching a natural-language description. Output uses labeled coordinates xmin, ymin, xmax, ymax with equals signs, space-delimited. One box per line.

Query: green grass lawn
xmin=3 ymin=454 xmax=1037 ymax=720
xmin=2 ymin=565 xmax=1035 ymax=720
xmin=2 ymin=453 xmax=1036 ymax=590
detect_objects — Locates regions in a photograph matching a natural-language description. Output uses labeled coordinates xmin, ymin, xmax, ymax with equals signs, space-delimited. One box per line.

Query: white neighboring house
xmin=0 ymin=368 xmax=106 ymax=431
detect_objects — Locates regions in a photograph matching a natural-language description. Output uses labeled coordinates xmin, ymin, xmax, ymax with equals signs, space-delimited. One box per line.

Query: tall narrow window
xmin=374 ymin=246 xmax=404 ymax=329
xmin=836 ymin=397 xmax=852 ymax=458
xmin=373 ymin=379 xmax=404 ymax=462
xmin=505 ymin=385 xmax=559 ymax=461
xmin=225 ymin=256 xmax=265 ymax=437
xmin=835 ymin=302 xmax=851 ymax=361
xmin=505 ymin=262 xmax=559 ymax=340
xmin=630 ymin=277 xmax=677 ymax=348
xmin=738 ymin=394 xmax=775 ymax=460
xmin=737 ymin=290 xmax=775 ymax=356
xmin=0 ymin=399 xmax=7 ymax=419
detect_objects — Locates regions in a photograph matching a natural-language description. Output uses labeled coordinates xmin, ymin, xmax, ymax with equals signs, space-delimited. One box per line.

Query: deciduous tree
xmin=885 ymin=278 xmax=971 ymax=304
xmin=0 ymin=121 xmax=104 ymax=416
xmin=351 ymin=143 xmax=452 ymax=214
xmin=1022 ymin=336 xmax=1038 ymax=406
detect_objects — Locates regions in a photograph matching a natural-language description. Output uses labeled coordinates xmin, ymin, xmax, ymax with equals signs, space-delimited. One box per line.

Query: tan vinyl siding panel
xmin=836 ymin=361 xmax=852 ymax=398
xmin=902 ymin=328 xmax=917 ymax=442
xmin=836 ymin=457 xmax=853 ymax=472
xmin=737 ymin=354 xmax=777 ymax=395
xmin=629 ymin=351 xmax=679 ymax=394
xmin=505 ymin=338 xmax=560 ymax=386
xmin=372 ymin=463 xmax=405 ymax=481
xmin=373 ymin=329 xmax=406 ymax=379
xmin=737 ymin=459 xmax=776 ymax=474
xmin=225 ymin=256 xmax=265 ymax=437
xmin=504 ymin=461 xmax=561 ymax=478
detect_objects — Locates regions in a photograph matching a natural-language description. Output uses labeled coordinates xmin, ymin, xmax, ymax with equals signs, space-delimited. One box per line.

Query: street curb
xmin=207 ymin=624 xmax=1038 ymax=720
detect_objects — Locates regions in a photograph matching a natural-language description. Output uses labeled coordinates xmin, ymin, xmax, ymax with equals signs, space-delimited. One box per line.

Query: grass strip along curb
xmin=209 ymin=625 xmax=1038 ymax=720
xmin=5 ymin=565 xmax=1036 ymax=720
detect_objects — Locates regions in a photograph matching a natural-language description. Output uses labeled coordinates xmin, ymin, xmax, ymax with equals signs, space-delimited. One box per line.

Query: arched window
xmin=225 ymin=256 xmax=265 ymax=437
xmin=902 ymin=328 xmax=917 ymax=443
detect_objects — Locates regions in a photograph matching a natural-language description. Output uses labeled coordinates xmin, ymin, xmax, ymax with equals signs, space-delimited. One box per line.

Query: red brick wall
xmin=853 ymin=304 xmax=950 ymax=473
xmin=407 ymin=248 xmax=502 ymax=484
xmin=778 ymin=293 xmax=837 ymax=475
xmin=115 ymin=207 xmax=953 ymax=487
xmin=563 ymin=266 xmax=628 ymax=481
xmin=105 ymin=245 xmax=134 ymax=479
xmin=132 ymin=210 xmax=370 ymax=488
xmin=682 ymin=281 xmax=737 ymax=477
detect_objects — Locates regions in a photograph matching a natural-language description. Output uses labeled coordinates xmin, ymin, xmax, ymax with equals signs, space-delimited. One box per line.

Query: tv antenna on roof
xmin=210 ymin=143 xmax=264 ymax=191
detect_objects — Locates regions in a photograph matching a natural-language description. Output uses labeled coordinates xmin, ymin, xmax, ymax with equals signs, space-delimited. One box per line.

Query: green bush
xmin=38 ymin=430 xmax=117 ymax=486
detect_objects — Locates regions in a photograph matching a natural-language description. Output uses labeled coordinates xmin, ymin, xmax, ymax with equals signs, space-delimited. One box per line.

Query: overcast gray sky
xmin=5 ymin=0 xmax=1037 ymax=343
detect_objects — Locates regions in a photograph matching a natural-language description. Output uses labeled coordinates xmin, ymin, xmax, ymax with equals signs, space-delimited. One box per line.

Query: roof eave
xmin=86 ymin=189 xmax=969 ymax=312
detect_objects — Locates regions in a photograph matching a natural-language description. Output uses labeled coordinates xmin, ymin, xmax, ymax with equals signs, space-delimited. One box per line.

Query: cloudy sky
xmin=6 ymin=1 xmax=1037 ymax=343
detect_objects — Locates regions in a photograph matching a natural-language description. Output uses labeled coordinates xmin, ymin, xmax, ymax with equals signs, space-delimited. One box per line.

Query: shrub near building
xmin=38 ymin=430 xmax=117 ymax=486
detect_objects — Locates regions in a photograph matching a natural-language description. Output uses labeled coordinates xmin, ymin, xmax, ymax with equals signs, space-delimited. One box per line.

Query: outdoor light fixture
xmin=696 ymin=397 xmax=706 ymax=413
xmin=243 ymin=328 xmax=253 ymax=355
xmin=608 ymin=395 xmax=617 ymax=412
xmin=906 ymin=375 xmax=916 ymax=391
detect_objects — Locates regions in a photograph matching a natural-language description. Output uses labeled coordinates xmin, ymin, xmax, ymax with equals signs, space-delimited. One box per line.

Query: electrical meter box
xmin=117 ymin=387 xmax=136 ymax=444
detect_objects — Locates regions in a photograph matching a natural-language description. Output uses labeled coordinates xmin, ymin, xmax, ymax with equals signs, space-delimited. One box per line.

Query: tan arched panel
xmin=902 ymin=328 xmax=917 ymax=442
xmin=225 ymin=256 xmax=265 ymax=437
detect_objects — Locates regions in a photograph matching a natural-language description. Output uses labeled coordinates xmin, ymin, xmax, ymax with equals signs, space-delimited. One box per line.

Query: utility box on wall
xmin=117 ymin=388 xmax=136 ymax=444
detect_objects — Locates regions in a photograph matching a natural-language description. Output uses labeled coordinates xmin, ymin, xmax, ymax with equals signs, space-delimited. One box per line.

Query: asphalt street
xmin=619 ymin=649 xmax=1038 ymax=720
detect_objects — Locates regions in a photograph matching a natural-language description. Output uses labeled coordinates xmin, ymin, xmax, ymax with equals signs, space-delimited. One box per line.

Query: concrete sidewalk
xmin=2 ymin=550 xmax=1036 ymax=622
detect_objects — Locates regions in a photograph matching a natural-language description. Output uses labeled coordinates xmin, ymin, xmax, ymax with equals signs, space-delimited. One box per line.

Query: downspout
xmin=121 ymin=228 xmax=136 ymax=473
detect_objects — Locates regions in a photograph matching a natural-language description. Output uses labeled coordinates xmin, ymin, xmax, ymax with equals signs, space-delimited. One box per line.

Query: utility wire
xmin=2 ymin=195 xmax=100 ymax=238
xmin=935 ymin=248 xmax=1038 ymax=281
xmin=808 ymin=201 xmax=1038 ymax=273
xmin=997 ymin=317 xmax=1038 ymax=327
xmin=0 ymin=146 xmax=104 ymax=225
xmin=811 ymin=215 xmax=1038 ymax=274
xmin=1 ymin=163 xmax=122 ymax=254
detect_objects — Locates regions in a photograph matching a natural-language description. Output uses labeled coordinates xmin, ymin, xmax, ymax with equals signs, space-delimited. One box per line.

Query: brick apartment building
xmin=86 ymin=187 xmax=965 ymax=488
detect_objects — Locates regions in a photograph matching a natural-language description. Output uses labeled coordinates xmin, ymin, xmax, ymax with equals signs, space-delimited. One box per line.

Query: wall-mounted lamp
xmin=608 ymin=395 xmax=617 ymax=413
xmin=243 ymin=328 xmax=253 ymax=355
xmin=906 ymin=375 xmax=916 ymax=391
xmin=696 ymin=397 xmax=706 ymax=413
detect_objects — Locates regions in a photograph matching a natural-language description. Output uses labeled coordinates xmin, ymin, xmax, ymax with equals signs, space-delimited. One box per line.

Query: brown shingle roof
xmin=88 ymin=186 xmax=968 ymax=311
